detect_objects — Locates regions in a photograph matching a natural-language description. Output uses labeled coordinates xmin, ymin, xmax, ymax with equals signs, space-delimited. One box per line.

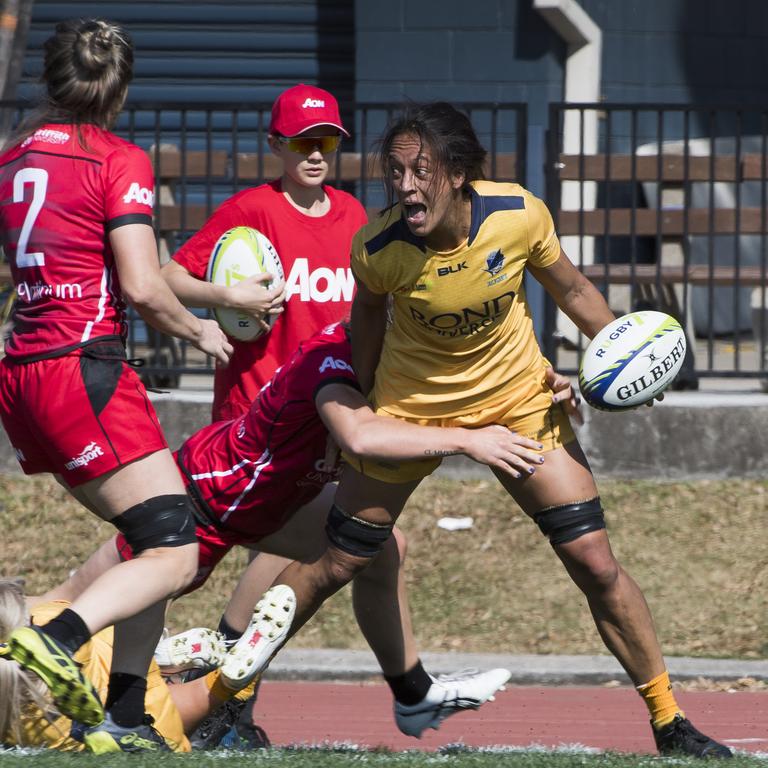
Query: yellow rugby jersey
xmin=351 ymin=180 xmax=561 ymax=419
xmin=11 ymin=601 xmax=189 ymax=752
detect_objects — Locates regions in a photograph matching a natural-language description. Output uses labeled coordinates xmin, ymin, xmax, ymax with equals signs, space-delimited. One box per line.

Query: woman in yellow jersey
xmin=246 ymin=103 xmax=731 ymax=759
xmin=0 ymin=579 xmax=252 ymax=752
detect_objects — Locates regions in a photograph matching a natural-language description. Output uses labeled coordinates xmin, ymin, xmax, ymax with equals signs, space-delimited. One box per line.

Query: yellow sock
xmin=636 ymin=670 xmax=683 ymax=729
xmin=204 ymin=669 xmax=261 ymax=703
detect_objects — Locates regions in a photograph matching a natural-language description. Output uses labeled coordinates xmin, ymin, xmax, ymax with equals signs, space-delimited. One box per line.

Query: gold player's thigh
xmin=333 ymin=465 xmax=422 ymax=526
xmin=491 ymin=438 xmax=599 ymax=517
xmin=255 ymin=483 xmax=339 ymax=562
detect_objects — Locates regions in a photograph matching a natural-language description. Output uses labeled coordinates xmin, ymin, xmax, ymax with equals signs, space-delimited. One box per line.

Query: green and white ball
xmin=578 ymin=311 xmax=686 ymax=411
xmin=205 ymin=226 xmax=285 ymax=341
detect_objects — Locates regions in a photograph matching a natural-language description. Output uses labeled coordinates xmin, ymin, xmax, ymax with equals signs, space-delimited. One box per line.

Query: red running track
xmin=254 ymin=681 xmax=768 ymax=755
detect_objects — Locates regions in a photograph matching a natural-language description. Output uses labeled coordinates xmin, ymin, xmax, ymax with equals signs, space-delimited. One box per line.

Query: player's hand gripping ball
xmin=578 ymin=311 xmax=686 ymax=411
xmin=206 ymin=226 xmax=285 ymax=341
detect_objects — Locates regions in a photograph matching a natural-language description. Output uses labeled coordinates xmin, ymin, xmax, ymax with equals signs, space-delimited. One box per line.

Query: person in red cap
xmin=159 ymin=82 xmax=366 ymax=739
xmin=162 ymin=83 xmax=367 ymax=423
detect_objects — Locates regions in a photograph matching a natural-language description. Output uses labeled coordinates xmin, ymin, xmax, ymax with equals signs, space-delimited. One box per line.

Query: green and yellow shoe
xmin=6 ymin=626 xmax=103 ymax=726
xmin=81 ymin=712 xmax=171 ymax=754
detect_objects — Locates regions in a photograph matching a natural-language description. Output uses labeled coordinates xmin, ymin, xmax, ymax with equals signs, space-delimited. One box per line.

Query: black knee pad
xmin=112 ymin=494 xmax=197 ymax=555
xmin=325 ymin=503 xmax=394 ymax=558
xmin=534 ymin=497 xmax=606 ymax=546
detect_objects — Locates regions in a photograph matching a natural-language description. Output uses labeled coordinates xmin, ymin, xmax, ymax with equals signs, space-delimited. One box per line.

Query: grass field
xmin=0 ymin=748 xmax=766 ymax=767
xmin=1 ymin=474 xmax=767 ymax=765
xmin=2 ymin=473 xmax=766 ymax=661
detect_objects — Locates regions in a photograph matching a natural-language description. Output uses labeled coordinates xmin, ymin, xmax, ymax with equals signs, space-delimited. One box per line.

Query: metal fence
xmin=0 ymin=99 xmax=528 ymax=384
xmin=543 ymin=103 xmax=768 ymax=384
xmin=3 ymin=99 xmax=767 ymax=385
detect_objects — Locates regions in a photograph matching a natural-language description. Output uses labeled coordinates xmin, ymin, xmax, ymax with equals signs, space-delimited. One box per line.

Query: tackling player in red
xmin=45 ymin=321 xmax=544 ymax=743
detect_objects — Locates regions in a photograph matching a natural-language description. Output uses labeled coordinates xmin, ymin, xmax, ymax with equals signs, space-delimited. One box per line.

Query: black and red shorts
xmin=0 ymin=345 xmax=167 ymax=487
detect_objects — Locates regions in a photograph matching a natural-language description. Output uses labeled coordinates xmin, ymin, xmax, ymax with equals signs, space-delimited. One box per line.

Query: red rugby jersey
xmin=172 ymin=179 xmax=367 ymax=421
xmin=175 ymin=321 xmax=358 ymax=540
xmin=0 ymin=123 xmax=155 ymax=359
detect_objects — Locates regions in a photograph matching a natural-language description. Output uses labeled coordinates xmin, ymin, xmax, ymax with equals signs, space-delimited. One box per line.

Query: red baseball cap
xmin=269 ymin=84 xmax=350 ymax=138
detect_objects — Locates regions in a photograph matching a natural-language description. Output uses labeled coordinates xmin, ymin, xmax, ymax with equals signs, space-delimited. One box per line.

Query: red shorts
xmin=116 ymin=521 xmax=243 ymax=596
xmin=0 ymin=350 xmax=167 ymax=487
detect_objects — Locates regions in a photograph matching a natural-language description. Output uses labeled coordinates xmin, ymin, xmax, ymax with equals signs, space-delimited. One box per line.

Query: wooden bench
xmin=553 ymin=152 xmax=767 ymax=305
xmin=556 ymin=153 xmax=767 ymax=237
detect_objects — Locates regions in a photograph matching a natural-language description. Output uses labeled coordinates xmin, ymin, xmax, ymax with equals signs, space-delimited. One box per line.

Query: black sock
xmin=384 ymin=660 xmax=432 ymax=705
xmin=217 ymin=615 xmax=243 ymax=643
xmin=40 ymin=609 xmax=91 ymax=655
xmin=105 ymin=673 xmax=147 ymax=728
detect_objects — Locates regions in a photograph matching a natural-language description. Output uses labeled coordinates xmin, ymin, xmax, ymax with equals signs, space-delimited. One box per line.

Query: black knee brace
xmin=325 ymin=503 xmax=394 ymax=558
xmin=112 ymin=494 xmax=197 ymax=555
xmin=534 ymin=497 xmax=606 ymax=546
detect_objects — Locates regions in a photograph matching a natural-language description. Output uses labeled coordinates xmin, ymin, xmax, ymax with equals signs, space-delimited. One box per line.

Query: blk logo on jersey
xmin=122 ymin=182 xmax=154 ymax=207
xmin=285 ymin=258 xmax=354 ymax=303
xmin=437 ymin=262 xmax=467 ymax=277
xmin=65 ymin=441 xmax=104 ymax=471
xmin=409 ymin=290 xmax=517 ymax=337
xmin=319 ymin=356 xmax=354 ymax=373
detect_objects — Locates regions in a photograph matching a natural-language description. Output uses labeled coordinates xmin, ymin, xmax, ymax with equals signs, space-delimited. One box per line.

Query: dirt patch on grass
xmin=1 ymin=474 xmax=766 ymax=662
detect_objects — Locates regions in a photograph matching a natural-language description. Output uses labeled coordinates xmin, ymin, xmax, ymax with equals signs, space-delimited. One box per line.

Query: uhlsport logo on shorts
xmin=65 ymin=442 xmax=104 ymax=471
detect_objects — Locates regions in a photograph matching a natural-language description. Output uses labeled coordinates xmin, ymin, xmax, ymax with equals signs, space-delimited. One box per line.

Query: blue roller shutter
xmin=19 ymin=1 xmax=355 ymax=106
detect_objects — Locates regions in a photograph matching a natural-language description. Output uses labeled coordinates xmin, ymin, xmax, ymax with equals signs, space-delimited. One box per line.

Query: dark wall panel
xmin=19 ymin=0 xmax=355 ymax=105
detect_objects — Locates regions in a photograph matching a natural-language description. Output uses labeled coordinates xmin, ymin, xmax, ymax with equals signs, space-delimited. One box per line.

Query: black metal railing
xmin=0 ymin=99 xmax=528 ymax=384
xmin=544 ymin=103 xmax=768 ymax=384
xmin=4 ymin=99 xmax=765 ymax=384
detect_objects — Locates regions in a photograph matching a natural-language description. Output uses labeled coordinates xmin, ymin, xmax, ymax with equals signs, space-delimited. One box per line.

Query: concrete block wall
xmin=2 ymin=391 xmax=765 ymax=481
xmin=355 ymin=0 xmax=768 ymax=130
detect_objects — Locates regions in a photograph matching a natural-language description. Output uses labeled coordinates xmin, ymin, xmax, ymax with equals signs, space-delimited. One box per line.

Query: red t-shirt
xmin=0 ymin=124 xmax=155 ymax=359
xmin=172 ymin=179 xmax=367 ymax=421
xmin=175 ymin=321 xmax=357 ymax=540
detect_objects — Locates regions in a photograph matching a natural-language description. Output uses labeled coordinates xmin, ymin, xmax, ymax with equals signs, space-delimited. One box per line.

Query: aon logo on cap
xmin=302 ymin=97 xmax=325 ymax=108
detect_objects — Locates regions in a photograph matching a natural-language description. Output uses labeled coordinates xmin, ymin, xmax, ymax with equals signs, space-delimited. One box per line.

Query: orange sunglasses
xmin=278 ymin=135 xmax=341 ymax=155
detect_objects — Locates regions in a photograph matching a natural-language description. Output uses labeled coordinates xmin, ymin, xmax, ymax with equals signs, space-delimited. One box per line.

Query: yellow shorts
xmin=345 ymin=394 xmax=576 ymax=484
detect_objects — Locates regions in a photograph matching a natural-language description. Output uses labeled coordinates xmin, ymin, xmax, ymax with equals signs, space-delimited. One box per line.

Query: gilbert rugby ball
xmin=578 ymin=311 xmax=686 ymax=411
xmin=205 ymin=226 xmax=285 ymax=341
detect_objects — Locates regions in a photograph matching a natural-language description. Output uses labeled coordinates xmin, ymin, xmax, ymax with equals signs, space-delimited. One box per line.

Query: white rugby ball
xmin=578 ymin=311 xmax=686 ymax=411
xmin=205 ymin=226 xmax=285 ymax=342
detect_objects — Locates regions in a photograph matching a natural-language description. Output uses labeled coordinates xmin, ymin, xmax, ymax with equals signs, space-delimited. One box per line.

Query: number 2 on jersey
xmin=13 ymin=167 xmax=48 ymax=268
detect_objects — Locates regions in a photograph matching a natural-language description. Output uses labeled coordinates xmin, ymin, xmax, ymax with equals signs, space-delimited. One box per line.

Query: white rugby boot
xmin=395 ymin=667 xmax=511 ymax=737
xmin=154 ymin=627 xmax=227 ymax=675
xmin=220 ymin=585 xmax=296 ymax=690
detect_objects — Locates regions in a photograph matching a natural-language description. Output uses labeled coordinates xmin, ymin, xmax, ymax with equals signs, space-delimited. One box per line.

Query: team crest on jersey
xmin=483 ymin=249 xmax=508 ymax=286
xmin=484 ymin=250 xmax=505 ymax=276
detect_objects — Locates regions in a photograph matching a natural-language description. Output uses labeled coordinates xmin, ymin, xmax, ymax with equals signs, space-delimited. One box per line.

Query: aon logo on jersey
xmin=285 ymin=258 xmax=354 ymax=303
xmin=319 ymin=356 xmax=354 ymax=373
xmin=122 ymin=182 xmax=155 ymax=207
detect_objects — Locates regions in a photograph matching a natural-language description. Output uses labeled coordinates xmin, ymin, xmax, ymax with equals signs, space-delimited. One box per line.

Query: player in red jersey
xmin=45 ymin=321 xmax=544 ymax=743
xmin=161 ymin=83 xmax=367 ymax=422
xmin=0 ymin=19 xmax=231 ymax=753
